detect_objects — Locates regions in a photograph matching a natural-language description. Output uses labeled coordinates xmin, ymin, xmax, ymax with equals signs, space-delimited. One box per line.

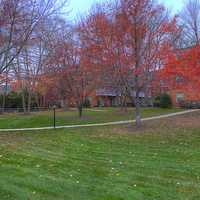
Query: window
xmin=160 ymin=80 xmax=164 ymax=85
xmin=176 ymin=75 xmax=184 ymax=83
xmin=176 ymin=93 xmax=184 ymax=103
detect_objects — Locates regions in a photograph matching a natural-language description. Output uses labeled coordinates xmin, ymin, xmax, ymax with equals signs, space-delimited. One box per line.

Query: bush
xmin=179 ymin=100 xmax=200 ymax=109
xmin=0 ymin=92 xmax=22 ymax=109
xmin=83 ymin=98 xmax=91 ymax=108
xmin=153 ymin=96 xmax=160 ymax=107
xmin=0 ymin=91 xmax=40 ymax=111
xmin=160 ymin=93 xmax=172 ymax=108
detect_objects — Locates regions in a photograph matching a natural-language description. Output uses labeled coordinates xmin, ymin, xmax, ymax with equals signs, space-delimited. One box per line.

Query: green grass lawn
xmin=0 ymin=111 xmax=200 ymax=200
xmin=0 ymin=107 xmax=182 ymax=129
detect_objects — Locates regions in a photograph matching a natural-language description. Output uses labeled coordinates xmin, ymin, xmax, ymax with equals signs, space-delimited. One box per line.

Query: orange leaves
xmin=77 ymin=0 xmax=179 ymax=99
xmin=160 ymin=45 xmax=200 ymax=95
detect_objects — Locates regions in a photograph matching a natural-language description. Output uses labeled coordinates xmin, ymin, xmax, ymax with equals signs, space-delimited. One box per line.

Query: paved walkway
xmin=0 ymin=109 xmax=199 ymax=132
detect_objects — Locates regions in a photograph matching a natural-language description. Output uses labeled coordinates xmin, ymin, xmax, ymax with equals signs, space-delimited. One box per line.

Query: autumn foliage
xmin=158 ymin=45 xmax=200 ymax=103
xmin=0 ymin=0 xmax=199 ymax=125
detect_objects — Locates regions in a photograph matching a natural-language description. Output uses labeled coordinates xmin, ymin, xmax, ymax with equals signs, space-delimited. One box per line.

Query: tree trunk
xmin=22 ymin=92 xmax=27 ymax=114
xmin=35 ymin=94 xmax=40 ymax=109
xmin=2 ymin=73 xmax=8 ymax=114
xmin=27 ymin=92 xmax=31 ymax=114
xmin=42 ymin=95 xmax=46 ymax=108
xmin=133 ymin=23 xmax=142 ymax=128
xmin=61 ymin=99 xmax=68 ymax=111
xmin=2 ymin=92 xmax=6 ymax=113
xmin=78 ymin=105 xmax=83 ymax=118
xmin=120 ymin=96 xmax=128 ymax=112
xmin=123 ymin=96 xmax=128 ymax=112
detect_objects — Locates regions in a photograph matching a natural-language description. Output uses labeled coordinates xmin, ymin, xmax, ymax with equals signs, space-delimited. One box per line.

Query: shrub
xmin=179 ymin=100 xmax=200 ymax=109
xmin=160 ymin=93 xmax=172 ymax=108
xmin=153 ymin=96 xmax=160 ymax=107
xmin=83 ymin=98 xmax=91 ymax=108
xmin=0 ymin=92 xmax=22 ymax=109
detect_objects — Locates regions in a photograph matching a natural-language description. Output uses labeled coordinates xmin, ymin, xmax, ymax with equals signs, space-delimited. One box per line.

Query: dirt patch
xmin=100 ymin=110 xmax=200 ymax=135
xmin=162 ymin=111 xmax=200 ymax=128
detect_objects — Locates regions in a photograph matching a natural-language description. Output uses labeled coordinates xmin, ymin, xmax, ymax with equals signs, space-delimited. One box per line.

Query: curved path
xmin=0 ymin=109 xmax=199 ymax=132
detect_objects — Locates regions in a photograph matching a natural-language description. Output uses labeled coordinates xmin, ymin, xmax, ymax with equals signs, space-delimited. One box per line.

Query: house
xmin=167 ymin=82 xmax=200 ymax=107
xmin=95 ymin=88 xmax=121 ymax=107
xmin=155 ymin=45 xmax=200 ymax=107
xmin=90 ymin=88 xmax=152 ymax=107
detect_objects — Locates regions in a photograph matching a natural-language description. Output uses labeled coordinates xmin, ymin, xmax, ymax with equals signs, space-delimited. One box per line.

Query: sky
xmin=68 ymin=0 xmax=185 ymax=19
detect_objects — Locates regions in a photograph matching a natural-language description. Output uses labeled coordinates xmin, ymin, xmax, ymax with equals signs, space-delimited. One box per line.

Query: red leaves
xmin=159 ymin=45 xmax=200 ymax=97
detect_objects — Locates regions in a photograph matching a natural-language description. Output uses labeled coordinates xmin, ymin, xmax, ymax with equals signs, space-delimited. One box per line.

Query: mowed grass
xmin=0 ymin=111 xmax=200 ymax=200
xmin=0 ymin=107 xmax=182 ymax=129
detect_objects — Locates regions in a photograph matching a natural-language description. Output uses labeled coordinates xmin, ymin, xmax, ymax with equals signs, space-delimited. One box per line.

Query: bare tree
xmin=0 ymin=0 xmax=68 ymax=74
xmin=14 ymin=38 xmax=46 ymax=113
xmin=180 ymin=0 xmax=200 ymax=46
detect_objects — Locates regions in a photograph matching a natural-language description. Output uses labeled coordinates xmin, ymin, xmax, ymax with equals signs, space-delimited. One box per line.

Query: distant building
xmin=155 ymin=45 xmax=200 ymax=107
xmin=89 ymin=88 xmax=152 ymax=107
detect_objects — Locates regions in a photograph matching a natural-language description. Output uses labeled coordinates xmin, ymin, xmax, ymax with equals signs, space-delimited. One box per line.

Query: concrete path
xmin=0 ymin=109 xmax=199 ymax=132
xmin=86 ymin=109 xmax=108 ymax=112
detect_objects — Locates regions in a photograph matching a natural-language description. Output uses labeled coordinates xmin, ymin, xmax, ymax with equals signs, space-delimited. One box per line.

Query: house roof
xmin=96 ymin=88 xmax=148 ymax=98
xmin=96 ymin=88 xmax=119 ymax=97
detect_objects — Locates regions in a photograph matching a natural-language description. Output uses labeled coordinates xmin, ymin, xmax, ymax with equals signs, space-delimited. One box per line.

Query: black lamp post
xmin=53 ymin=105 xmax=56 ymax=128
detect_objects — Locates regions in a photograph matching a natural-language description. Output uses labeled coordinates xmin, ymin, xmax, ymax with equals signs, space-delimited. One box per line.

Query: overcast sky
xmin=68 ymin=0 xmax=185 ymax=19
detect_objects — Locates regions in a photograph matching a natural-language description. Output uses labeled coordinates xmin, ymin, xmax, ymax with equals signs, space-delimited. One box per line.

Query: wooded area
xmin=1 ymin=0 xmax=200 ymax=127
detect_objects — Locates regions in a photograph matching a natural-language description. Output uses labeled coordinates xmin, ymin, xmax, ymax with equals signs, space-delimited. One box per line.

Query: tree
xmin=13 ymin=36 xmax=46 ymax=113
xmin=2 ymin=0 xmax=67 ymax=113
xmin=78 ymin=4 xmax=135 ymax=110
xmin=180 ymin=0 xmax=200 ymax=46
xmin=0 ymin=67 xmax=11 ymax=112
xmin=0 ymin=0 xmax=68 ymax=74
xmin=79 ymin=0 xmax=177 ymax=127
xmin=45 ymin=24 xmax=96 ymax=117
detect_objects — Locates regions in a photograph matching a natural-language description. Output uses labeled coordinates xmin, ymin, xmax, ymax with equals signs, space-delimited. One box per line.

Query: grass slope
xmin=0 ymin=111 xmax=200 ymax=200
xmin=0 ymin=107 xmax=182 ymax=129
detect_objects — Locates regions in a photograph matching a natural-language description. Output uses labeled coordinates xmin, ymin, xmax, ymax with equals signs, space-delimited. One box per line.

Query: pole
xmin=53 ymin=106 xmax=56 ymax=128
